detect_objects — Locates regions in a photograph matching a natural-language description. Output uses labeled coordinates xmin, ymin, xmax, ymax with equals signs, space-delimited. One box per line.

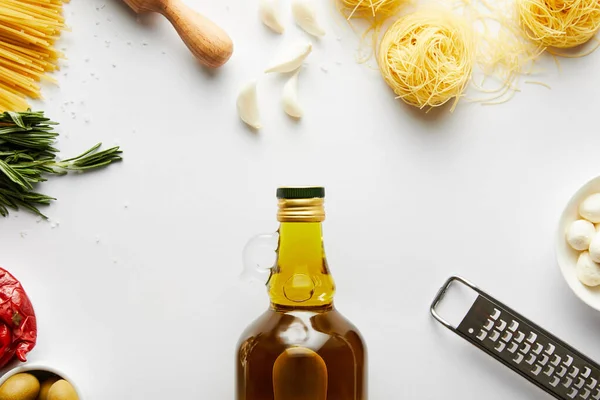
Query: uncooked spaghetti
xmin=0 ymin=0 xmax=67 ymax=112
xmin=459 ymin=0 xmax=543 ymax=105
xmin=377 ymin=8 xmax=475 ymax=110
xmin=336 ymin=0 xmax=410 ymax=63
xmin=337 ymin=0 xmax=405 ymax=19
xmin=518 ymin=0 xmax=600 ymax=49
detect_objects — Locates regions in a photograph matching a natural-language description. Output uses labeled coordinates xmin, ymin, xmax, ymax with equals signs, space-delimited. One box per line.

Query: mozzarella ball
xmin=590 ymin=234 xmax=600 ymax=263
xmin=577 ymin=252 xmax=600 ymax=287
xmin=579 ymin=193 xmax=600 ymax=223
xmin=566 ymin=219 xmax=596 ymax=250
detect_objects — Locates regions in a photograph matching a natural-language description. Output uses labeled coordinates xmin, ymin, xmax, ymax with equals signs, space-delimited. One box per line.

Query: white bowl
xmin=557 ymin=175 xmax=600 ymax=311
xmin=0 ymin=362 xmax=82 ymax=398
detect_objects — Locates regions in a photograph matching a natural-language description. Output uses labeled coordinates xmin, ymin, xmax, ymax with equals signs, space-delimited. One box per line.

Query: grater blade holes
xmin=509 ymin=320 xmax=519 ymax=331
xmin=495 ymin=342 xmax=506 ymax=352
xmin=477 ymin=330 xmax=487 ymax=341
xmin=514 ymin=353 xmax=524 ymax=364
xmin=491 ymin=308 xmax=501 ymax=320
xmin=501 ymin=331 xmax=513 ymax=342
xmin=484 ymin=319 xmax=494 ymax=331
xmin=508 ymin=342 xmax=519 ymax=353
xmin=566 ymin=355 xmax=574 ymax=367
xmin=546 ymin=343 xmax=556 ymax=355
xmin=565 ymin=377 xmax=574 ymax=388
xmin=545 ymin=366 xmax=556 ymax=376
xmin=581 ymin=388 xmax=591 ymax=399
xmin=497 ymin=319 xmax=507 ymax=331
xmin=532 ymin=365 xmax=543 ymax=375
xmin=558 ymin=366 xmax=568 ymax=377
xmin=520 ymin=343 xmax=531 ymax=354
xmin=527 ymin=332 xmax=538 ymax=343
xmin=583 ymin=367 xmax=592 ymax=379
xmin=552 ymin=355 xmax=562 ymax=367
xmin=571 ymin=367 xmax=581 ymax=378
xmin=526 ymin=354 xmax=537 ymax=365
xmin=577 ymin=378 xmax=587 ymax=389
xmin=489 ymin=330 xmax=500 ymax=342
xmin=550 ymin=376 xmax=561 ymax=387
xmin=568 ymin=388 xmax=579 ymax=398
xmin=539 ymin=354 xmax=549 ymax=366
xmin=533 ymin=343 xmax=543 ymax=354
xmin=587 ymin=377 xmax=597 ymax=389
xmin=515 ymin=331 xmax=525 ymax=343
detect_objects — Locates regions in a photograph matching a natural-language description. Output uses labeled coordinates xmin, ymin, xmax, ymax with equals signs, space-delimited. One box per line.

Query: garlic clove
xmin=237 ymin=81 xmax=261 ymax=129
xmin=282 ymin=70 xmax=302 ymax=118
xmin=259 ymin=0 xmax=285 ymax=34
xmin=291 ymin=0 xmax=326 ymax=37
xmin=265 ymin=42 xmax=312 ymax=73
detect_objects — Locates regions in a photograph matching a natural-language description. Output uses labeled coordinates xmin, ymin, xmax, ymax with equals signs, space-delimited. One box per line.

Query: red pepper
xmin=0 ymin=268 xmax=37 ymax=368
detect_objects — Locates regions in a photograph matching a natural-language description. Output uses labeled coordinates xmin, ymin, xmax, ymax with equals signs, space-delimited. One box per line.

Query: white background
xmin=1 ymin=0 xmax=600 ymax=399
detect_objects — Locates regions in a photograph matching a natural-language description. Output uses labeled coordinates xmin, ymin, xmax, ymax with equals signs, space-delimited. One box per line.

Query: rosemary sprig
xmin=0 ymin=110 xmax=123 ymax=218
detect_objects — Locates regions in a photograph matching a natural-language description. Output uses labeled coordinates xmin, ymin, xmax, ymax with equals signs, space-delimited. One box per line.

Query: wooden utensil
xmin=123 ymin=0 xmax=234 ymax=68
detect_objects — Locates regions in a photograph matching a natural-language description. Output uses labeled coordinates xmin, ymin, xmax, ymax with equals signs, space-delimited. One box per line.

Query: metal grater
xmin=431 ymin=276 xmax=600 ymax=400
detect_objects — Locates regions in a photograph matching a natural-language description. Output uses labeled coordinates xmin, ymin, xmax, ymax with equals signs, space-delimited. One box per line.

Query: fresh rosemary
xmin=0 ymin=110 xmax=122 ymax=218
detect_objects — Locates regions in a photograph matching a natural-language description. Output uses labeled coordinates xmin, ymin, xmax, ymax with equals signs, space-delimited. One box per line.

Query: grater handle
xmin=430 ymin=275 xmax=479 ymax=331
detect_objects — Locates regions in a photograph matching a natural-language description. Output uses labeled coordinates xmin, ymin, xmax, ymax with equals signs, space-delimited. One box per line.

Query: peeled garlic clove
xmin=577 ymin=252 xmax=600 ymax=287
xmin=566 ymin=219 xmax=596 ymax=251
xmin=282 ymin=70 xmax=302 ymax=118
xmin=237 ymin=81 xmax=261 ymax=129
xmin=265 ymin=42 xmax=312 ymax=73
xmin=259 ymin=0 xmax=285 ymax=34
xmin=292 ymin=0 xmax=325 ymax=37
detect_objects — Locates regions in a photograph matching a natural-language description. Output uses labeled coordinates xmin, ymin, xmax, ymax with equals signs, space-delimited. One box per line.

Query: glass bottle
xmin=236 ymin=187 xmax=368 ymax=400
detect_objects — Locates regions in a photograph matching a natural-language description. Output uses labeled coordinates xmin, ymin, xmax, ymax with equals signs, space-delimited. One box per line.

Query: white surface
xmin=557 ymin=176 xmax=600 ymax=311
xmin=1 ymin=0 xmax=600 ymax=399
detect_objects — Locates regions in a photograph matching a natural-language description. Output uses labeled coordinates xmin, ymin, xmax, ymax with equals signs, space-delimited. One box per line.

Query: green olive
xmin=0 ymin=373 xmax=40 ymax=400
xmin=46 ymin=380 xmax=78 ymax=400
xmin=37 ymin=377 xmax=59 ymax=400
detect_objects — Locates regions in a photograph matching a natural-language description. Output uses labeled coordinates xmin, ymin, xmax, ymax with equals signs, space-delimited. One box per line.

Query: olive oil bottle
xmin=236 ymin=187 xmax=368 ymax=400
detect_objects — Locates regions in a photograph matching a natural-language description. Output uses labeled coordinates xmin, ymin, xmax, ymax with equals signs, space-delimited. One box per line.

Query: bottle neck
xmin=268 ymin=222 xmax=335 ymax=309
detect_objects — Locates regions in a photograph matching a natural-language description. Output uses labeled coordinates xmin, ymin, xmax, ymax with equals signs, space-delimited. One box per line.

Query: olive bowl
xmin=0 ymin=362 xmax=83 ymax=399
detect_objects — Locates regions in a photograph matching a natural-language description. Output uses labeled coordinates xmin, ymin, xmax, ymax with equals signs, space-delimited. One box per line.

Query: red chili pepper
xmin=0 ymin=268 xmax=37 ymax=368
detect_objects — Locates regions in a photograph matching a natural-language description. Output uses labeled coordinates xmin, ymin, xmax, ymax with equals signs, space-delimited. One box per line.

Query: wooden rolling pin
xmin=123 ymin=0 xmax=233 ymax=68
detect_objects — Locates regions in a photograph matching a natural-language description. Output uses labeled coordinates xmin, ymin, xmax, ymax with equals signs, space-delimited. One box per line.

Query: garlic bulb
xmin=259 ymin=0 xmax=285 ymax=34
xmin=237 ymin=81 xmax=261 ymax=129
xmin=282 ymin=70 xmax=302 ymax=118
xmin=292 ymin=0 xmax=325 ymax=37
xmin=265 ymin=42 xmax=312 ymax=73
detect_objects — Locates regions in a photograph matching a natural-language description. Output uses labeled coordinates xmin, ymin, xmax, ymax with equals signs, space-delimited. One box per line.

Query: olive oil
xmin=236 ymin=187 xmax=367 ymax=400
